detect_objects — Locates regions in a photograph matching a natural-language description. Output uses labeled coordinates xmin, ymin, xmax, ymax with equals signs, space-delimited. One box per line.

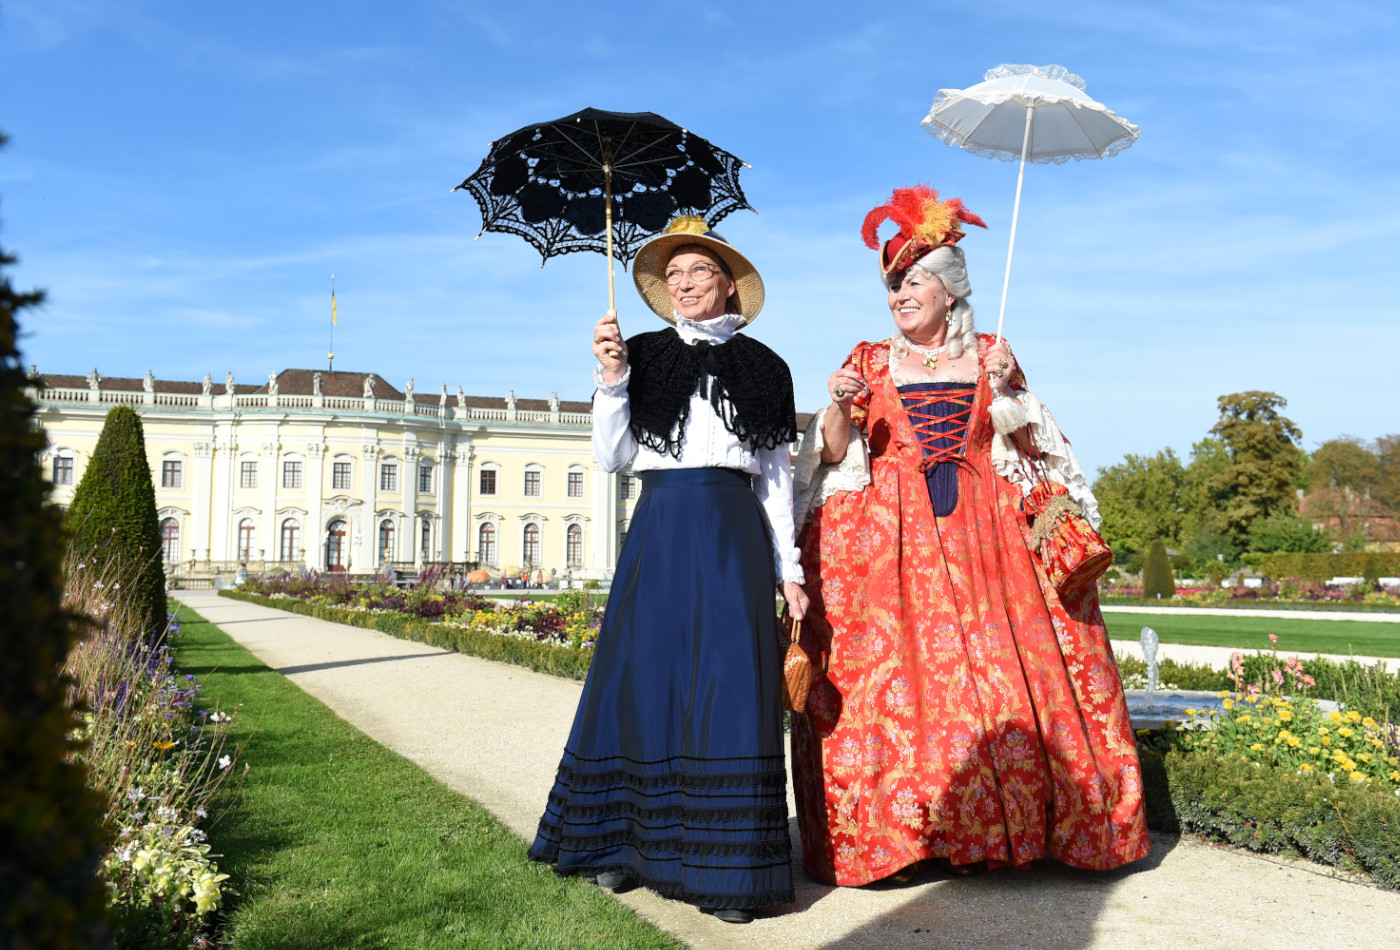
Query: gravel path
xmin=174 ymin=591 xmax=1400 ymax=950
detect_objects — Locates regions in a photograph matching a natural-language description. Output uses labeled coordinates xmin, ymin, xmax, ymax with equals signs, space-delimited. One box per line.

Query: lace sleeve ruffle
xmin=989 ymin=390 xmax=1102 ymax=530
xmin=793 ymin=407 xmax=872 ymax=529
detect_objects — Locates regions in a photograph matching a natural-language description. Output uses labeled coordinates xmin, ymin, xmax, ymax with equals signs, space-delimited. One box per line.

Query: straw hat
xmin=632 ymin=215 xmax=765 ymax=324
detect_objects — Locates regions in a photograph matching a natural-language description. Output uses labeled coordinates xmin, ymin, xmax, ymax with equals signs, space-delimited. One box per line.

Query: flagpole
xmin=328 ymin=274 xmax=336 ymax=373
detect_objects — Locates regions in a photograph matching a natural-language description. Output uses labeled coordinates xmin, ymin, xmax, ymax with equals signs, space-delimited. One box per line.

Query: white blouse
xmin=591 ymin=313 xmax=804 ymax=585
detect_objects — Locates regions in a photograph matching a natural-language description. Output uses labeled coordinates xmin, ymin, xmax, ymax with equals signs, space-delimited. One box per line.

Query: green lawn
xmin=171 ymin=605 xmax=682 ymax=950
xmin=1102 ymin=610 xmax=1400 ymax=658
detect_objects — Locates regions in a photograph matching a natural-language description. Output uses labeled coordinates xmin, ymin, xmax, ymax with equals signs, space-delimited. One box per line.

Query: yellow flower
xmin=1390 ymin=756 xmax=1399 ymax=767
xmin=1320 ymin=736 xmax=1332 ymax=747
xmin=1183 ymin=708 xmax=1197 ymax=717
xmin=1236 ymin=715 xmax=1252 ymax=724
xmin=1390 ymin=771 xmax=1400 ymax=783
xmin=1250 ymin=743 xmax=1265 ymax=752
xmin=1299 ymin=763 xmax=1314 ymax=773
xmin=1318 ymin=727 xmax=1329 ymax=735
xmin=1358 ymin=753 xmax=1373 ymax=764
xmin=1287 ymin=736 xmax=1301 ymax=747
xmin=1373 ymin=739 xmax=1386 ymax=748
xmin=1329 ymin=711 xmax=1344 ymax=724
xmin=1217 ymin=691 xmax=1231 ymax=699
xmin=1339 ymin=728 xmax=1355 ymax=739
xmin=152 ymin=740 xmax=175 ymax=751
xmin=1347 ymin=710 xmax=1363 ymax=723
xmin=1363 ymin=717 xmax=1378 ymax=728
xmin=1349 ymin=772 xmax=1368 ymax=783
xmin=1277 ymin=709 xmax=1293 ymax=722
xmin=1222 ymin=698 xmax=1234 ymax=710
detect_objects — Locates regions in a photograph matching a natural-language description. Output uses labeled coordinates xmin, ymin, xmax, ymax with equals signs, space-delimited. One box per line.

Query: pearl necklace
xmin=902 ymin=334 xmax=950 ymax=369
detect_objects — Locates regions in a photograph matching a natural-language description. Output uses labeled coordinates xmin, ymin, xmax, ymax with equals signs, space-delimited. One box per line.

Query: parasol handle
xmin=603 ymin=136 xmax=617 ymax=318
xmin=995 ymin=105 xmax=1034 ymax=345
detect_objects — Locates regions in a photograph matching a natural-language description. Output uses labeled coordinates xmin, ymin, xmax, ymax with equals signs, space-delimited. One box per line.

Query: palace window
xmin=52 ymin=455 xmax=74 ymax=486
xmin=567 ymin=471 xmax=584 ymax=498
xmin=160 ymin=518 xmax=180 ymax=564
xmin=379 ymin=519 xmax=396 ymax=562
xmin=522 ymin=523 xmax=540 ymax=565
xmin=240 ymin=461 xmax=258 ymax=489
xmin=478 ymin=522 xmax=496 ymax=566
xmin=161 ymin=460 xmax=182 ymax=489
xmin=280 ymin=519 xmax=300 ymax=562
xmin=524 ymin=469 xmax=541 ymax=497
xmin=282 ymin=460 xmax=303 ymax=490
xmin=326 ymin=520 xmax=347 ymax=570
xmin=380 ymin=462 xmax=398 ymax=493
xmin=566 ymin=524 xmax=583 ymax=567
xmin=421 ymin=518 xmax=432 ymax=557
xmin=332 ymin=461 xmax=352 ymax=490
xmin=237 ymin=519 xmax=256 ymax=560
xmin=619 ymin=473 xmax=636 ymax=500
xmin=419 ymin=462 xmax=434 ymax=494
xmin=479 ymin=468 xmax=497 ymax=495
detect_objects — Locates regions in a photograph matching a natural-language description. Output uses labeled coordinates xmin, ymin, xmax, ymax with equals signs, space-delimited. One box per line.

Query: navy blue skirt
xmin=528 ymin=467 xmax=794 ymax=910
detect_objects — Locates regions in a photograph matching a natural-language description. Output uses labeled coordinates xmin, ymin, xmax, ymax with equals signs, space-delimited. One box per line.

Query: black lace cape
xmin=623 ymin=327 xmax=797 ymax=458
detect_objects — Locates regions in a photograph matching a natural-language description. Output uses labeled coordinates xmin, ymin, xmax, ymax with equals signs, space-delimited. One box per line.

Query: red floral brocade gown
xmin=791 ymin=335 xmax=1150 ymax=886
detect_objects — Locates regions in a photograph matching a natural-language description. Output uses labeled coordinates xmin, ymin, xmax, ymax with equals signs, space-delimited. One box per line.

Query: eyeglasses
xmin=664 ymin=263 xmax=725 ymax=286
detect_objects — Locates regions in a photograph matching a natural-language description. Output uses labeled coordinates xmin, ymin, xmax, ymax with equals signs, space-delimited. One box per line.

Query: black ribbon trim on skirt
xmin=552 ymin=762 xmax=788 ymax=793
xmin=545 ymin=792 xmax=790 ymax=825
xmin=530 ymin=823 xmax=792 ymax=860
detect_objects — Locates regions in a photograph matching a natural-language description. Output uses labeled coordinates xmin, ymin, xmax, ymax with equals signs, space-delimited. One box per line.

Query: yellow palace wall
xmin=32 ymin=375 xmax=640 ymax=580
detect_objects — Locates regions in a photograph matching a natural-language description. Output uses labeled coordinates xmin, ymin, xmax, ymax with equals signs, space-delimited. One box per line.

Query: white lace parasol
xmin=922 ymin=65 xmax=1140 ymax=340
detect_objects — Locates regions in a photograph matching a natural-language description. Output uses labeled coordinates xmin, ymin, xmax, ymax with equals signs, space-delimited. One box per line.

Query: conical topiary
xmin=0 ymin=200 xmax=112 ymax=946
xmin=1142 ymin=539 xmax=1176 ymax=600
xmin=65 ymin=405 xmax=166 ymax=636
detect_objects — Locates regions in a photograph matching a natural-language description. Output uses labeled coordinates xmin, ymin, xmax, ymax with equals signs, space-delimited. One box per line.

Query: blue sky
xmin=3 ymin=0 xmax=1397 ymax=476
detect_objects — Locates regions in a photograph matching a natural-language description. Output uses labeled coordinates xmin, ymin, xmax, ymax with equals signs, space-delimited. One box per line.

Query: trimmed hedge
xmin=1142 ymin=539 xmax=1176 ymax=599
xmin=65 ymin=406 xmax=165 ymax=636
xmin=1142 ymin=749 xmax=1400 ymax=889
xmin=1243 ymin=552 xmax=1400 ymax=584
xmin=218 ymin=589 xmax=595 ymax=680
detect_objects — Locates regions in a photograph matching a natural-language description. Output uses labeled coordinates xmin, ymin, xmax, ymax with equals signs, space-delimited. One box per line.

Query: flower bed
xmin=221 ymin=572 xmax=603 ymax=680
xmin=66 ymin=561 xmax=244 ymax=948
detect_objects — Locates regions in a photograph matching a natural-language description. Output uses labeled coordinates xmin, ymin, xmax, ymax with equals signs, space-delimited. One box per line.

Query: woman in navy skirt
xmin=528 ymin=215 xmax=809 ymax=924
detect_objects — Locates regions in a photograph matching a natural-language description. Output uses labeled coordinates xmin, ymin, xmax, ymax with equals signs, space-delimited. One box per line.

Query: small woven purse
xmin=780 ymin=616 xmax=812 ymax=713
xmin=1018 ymin=454 xmax=1113 ymax=598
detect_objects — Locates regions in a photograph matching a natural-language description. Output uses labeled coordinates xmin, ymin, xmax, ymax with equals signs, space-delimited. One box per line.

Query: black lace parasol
xmin=454 ymin=107 xmax=754 ymax=311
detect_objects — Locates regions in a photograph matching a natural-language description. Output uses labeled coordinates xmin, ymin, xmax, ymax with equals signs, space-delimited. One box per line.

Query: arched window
xmin=280 ymin=519 xmax=301 ymax=562
xmin=478 ymin=522 xmax=496 ymax=566
xmin=378 ymin=519 xmax=396 ymax=563
xmin=522 ymin=523 xmax=540 ymax=566
xmin=326 ymin=519 xmax=347 ymax=570
xmin=566 ymin=524 xmax=583 ymax=567
xmin=160 ymin=518 xmax=180 ymax=565
xmin=237 ymin=519 xmax=256 ymax=560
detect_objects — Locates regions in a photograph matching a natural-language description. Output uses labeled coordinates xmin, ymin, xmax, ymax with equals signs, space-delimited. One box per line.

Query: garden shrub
xmin=0 ymin=223 xmax=111 ymax=948
xmin=1142 ymin=749 xmax=1400 ymax=889
xmin=65 ymin=406 xmax=165 ymax=636
xmin=1142 ymin=539 xmax=1176 ymax=599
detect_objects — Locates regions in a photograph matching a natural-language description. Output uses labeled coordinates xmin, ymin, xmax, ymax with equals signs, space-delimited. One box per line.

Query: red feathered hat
xmin=861 ymin=185 xmax=987 ymax=276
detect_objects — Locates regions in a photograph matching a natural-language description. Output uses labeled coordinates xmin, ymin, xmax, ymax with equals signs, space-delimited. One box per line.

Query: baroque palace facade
xmin=30 ymin=367 xmax=640 ymax=581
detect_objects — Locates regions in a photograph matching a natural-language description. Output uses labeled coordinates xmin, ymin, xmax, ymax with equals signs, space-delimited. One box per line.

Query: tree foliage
xmin=0 ymin=162 xmax=112 ymax=947
xmin=1092 ymin=448 xmax=1186 ymax=553
xmin=1206 ymin=392 xmax=1306 ymax=545
xmin=65 ymin=406 xmax=166 ymax=636
xmin=1142 ymin=540 xmax=1176 ymax=599
xmin=1246 ymin=514 xmax=1333 ymax=555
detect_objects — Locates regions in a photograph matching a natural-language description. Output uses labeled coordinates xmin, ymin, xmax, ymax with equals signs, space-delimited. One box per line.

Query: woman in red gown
xmin=790 ymin=186 xmax=1149 ymax=886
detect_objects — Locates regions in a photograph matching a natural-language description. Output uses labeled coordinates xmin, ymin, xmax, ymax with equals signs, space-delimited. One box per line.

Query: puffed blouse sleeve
xmin=591 ymin=363 xmax=637 ymax=472
xmin=792 ymin=342 xmax=874 ymax=529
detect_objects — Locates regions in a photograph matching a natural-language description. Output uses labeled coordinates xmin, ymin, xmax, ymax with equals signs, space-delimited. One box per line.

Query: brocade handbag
xmin=780 ymin=616 xmax=812 ymax=713
xmin=1019 ymin=464 xmax=1113 ymax=598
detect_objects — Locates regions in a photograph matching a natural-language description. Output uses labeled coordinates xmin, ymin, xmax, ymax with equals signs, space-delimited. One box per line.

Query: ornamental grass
xmin=66 ymin=553 xmax=246 ymax=948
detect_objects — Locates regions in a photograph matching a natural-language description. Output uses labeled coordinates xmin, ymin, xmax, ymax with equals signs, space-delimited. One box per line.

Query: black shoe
xmin=596 ymin=871 xmax=630 ymax=891
xmin=701 ymin=907 xmax=754 ymax=924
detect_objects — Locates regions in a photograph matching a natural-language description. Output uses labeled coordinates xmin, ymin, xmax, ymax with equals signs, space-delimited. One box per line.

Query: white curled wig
xmin=884 ymin=245 xmax=977 ymax=359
